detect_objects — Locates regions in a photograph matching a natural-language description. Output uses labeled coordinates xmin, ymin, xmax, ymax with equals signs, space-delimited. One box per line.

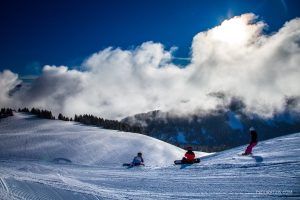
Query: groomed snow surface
xmin=0 ymin=113 xmax=299 ymax=199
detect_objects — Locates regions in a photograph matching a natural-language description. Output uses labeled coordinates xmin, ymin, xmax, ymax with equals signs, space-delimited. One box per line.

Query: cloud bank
xmin=1 ymin=13 xmax=300 ymax=119
xmin=0 ymin=70 xmax=21 ymax=107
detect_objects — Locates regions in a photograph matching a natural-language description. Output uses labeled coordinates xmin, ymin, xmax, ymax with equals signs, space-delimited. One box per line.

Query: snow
xmin=227 ymin=111 xmax=244 ymax=130
xmin=0 ymin=113 xmax=188 ymax=167
xmin=0 ymin=113 xmax=299 ymax=199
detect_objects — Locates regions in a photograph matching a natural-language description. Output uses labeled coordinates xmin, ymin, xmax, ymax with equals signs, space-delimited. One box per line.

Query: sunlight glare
xmin=212 ymin=17 xmax=250 ymax=45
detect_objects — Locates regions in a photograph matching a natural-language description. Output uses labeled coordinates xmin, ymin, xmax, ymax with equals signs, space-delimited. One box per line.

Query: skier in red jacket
xmin=182 ymin=147 xmax=196 ymax=163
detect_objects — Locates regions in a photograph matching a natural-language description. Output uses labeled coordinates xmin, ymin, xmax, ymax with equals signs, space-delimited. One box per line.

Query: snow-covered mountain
xmin=0 ymin=112 xmax=299 ymax=199
xmin=123 ymin=108 xmax=300 ymax=151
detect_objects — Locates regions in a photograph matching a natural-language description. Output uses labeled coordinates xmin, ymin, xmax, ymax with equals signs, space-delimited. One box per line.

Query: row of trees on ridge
xmin=17 ymin=107 xmax=143 ymax=134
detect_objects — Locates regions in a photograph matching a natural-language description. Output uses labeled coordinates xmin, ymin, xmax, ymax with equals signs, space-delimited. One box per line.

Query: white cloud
xmin=0 ymin=70 xmax=21 ymax=107
xmin=189 ymin=13 xmax=300 ymax=116
xmin=1 ymin=14 xmax=300 ymax=119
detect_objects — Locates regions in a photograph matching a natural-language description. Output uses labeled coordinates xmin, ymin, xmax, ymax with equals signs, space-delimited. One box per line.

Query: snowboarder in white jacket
xmin=131 ymin=152 xmax=144 ymax=166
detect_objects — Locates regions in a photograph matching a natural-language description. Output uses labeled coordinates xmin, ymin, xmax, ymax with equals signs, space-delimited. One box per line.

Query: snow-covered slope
xmin=0 ymin=113 xmax=299 ymax=199
xmin=0 ymin=113 xmax=197 ymax=166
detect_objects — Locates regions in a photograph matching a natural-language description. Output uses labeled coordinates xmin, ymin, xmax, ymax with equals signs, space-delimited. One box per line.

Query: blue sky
xmin=0 ymin=0 xmax=299 ymax=76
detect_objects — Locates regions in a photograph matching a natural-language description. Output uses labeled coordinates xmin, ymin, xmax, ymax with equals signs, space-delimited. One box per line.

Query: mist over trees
xmin=122 ymin=96 xmax=300 ymax=152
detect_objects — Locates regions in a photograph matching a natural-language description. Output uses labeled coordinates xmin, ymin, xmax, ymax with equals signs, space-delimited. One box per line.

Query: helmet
xmin=249 ymin=127 xmax=255 ymax=131
xmin=137 ymin=152 xmax=142 ymax=156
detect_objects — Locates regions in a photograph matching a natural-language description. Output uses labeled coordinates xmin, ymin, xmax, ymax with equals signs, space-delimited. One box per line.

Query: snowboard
xmin=122 ymin=163 xmax=144 ymax=167
xmin=174 ymin=158 xmax=201 ymax=165
xmin=237 ymin=153 xmax=253 ymax=156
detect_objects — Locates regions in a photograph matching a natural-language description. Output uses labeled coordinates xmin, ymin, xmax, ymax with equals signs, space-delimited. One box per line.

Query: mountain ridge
xmin=122 ymin=107 xmax=300 ymax=151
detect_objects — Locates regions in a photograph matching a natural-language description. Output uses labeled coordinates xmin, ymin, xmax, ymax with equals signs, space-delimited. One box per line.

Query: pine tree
xmin=58 ymin=113 xmax=64 ymax=120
